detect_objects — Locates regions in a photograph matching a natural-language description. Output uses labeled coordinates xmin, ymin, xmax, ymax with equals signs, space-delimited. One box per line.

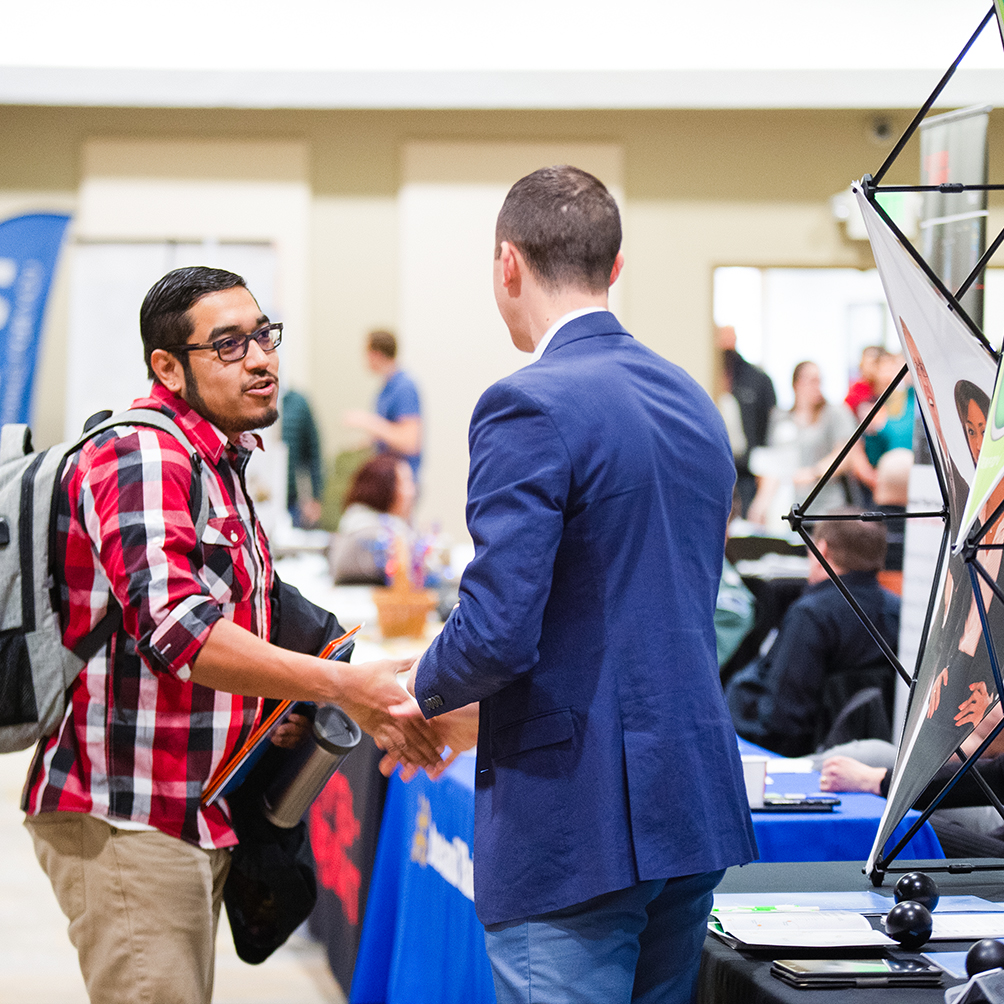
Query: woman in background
xmin=330 ymin=453 xmax=416 ymax=584
xmin=747 ymin=360 xmax=858 ymax=530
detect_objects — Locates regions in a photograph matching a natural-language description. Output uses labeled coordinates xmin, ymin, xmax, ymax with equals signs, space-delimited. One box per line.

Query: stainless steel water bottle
xmin=262 ymin=704 xmax=362 ymax=828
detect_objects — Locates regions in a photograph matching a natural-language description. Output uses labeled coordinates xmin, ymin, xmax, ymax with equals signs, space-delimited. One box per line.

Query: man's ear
xmin=150 ymin=348 xmax=186 ymax=396
xmin=498 ymin=241 xmax=522 ymax=294
xmin=609 ymin=252 xmax=625 ymax=287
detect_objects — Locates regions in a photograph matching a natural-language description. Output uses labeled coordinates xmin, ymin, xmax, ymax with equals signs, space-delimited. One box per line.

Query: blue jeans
xmin=484 ymin=870 xmax=724 ymax=1004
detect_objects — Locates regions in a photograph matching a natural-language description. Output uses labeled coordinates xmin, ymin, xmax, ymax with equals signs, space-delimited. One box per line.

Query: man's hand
xmin=334 ymin=659 xmax=444 ymax=770
xmin=819 ymin=756 xmax=886 ymax=795
xmin=343 ymin=410 xmax=376 ymax=444
xmin=380 ymin=701 xmax=480 ymax=779
xmin=190 ymin=621 xmax=444 ymax=770
xmin=298 ymin=498 xmax=323 ymax=528
xmin=431 ymin=701 xmax=480 ymax=760
xmin=271 ymin=712 xmax=311 ymax=749
xmin=374 ymin=660 xmax=479 ymax=779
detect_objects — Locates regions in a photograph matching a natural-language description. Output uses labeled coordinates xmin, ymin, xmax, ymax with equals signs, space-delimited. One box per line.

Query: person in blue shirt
xmin=344 ymin=330 xmax=422 ymax=479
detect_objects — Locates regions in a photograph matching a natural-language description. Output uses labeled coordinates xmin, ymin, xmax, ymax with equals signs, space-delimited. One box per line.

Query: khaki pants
xmin=25 ymin=812 xmax=230 ymax=1004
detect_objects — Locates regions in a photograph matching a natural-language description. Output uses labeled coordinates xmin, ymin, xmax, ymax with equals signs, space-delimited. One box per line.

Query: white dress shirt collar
xmin=530 ymin=306 xmax=606 ymax=363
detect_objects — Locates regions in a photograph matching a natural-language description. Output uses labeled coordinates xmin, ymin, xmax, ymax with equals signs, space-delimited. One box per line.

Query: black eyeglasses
xmin=168 ymin=322 xmax=283 ymax=363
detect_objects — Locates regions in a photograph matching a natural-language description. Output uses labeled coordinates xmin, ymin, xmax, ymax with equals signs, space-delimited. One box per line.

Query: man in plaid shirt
xmin=23 ymin=267 xmax=442 ymax=1004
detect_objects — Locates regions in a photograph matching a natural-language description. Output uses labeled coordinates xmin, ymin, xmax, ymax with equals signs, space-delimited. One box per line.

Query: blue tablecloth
xmin=351 ymin=752 xmax=493 ymax=1004
xmin=350 ymin=747 xmax=943 ymax=1004
xmin=737 ymin=738 xmax=944 ymax=862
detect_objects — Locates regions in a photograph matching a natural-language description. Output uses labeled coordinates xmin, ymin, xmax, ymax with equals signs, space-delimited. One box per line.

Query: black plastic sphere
xmin=893 ymin=871 xmax=940 ymax=912
xmin=884 ymin=901 xmax=933 ymax=950
xmin=966 ymin=939 xmax=1004 ymax=978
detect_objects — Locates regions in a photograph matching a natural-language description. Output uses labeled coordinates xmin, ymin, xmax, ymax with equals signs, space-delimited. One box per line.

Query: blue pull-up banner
xmin=0 ymin=213 xmax=71 ymax=425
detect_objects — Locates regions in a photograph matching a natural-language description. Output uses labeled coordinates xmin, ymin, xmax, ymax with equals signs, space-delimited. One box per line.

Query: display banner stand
xmin=783 ymin=4 xmax=1004 ymax=886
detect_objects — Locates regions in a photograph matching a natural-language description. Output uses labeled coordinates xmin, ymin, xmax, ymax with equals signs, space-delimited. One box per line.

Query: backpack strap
xmin=73 ymin=408 xmax=210 ymax=540
xmin=0 ymin=423 xmax=33 ymax=464
xmin=69 ymin=408 xmax=212 ymax=662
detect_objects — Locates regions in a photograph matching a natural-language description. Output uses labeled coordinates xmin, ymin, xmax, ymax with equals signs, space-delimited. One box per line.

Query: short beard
xmin=180 ymin=358 xmax=279 ymax=436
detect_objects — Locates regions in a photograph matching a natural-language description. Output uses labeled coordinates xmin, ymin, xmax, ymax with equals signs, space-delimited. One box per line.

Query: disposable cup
xmin=741 ymin=754 xmax=768 ymax=809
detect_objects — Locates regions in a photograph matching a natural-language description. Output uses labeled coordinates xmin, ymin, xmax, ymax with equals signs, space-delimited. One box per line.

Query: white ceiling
xmin=2 ymin=0 xmax=1003 ymax=108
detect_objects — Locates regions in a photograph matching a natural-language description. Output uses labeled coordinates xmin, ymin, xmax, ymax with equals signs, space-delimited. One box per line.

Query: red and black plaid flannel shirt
xmin=24 ymin=384 xmax=271 ymax=848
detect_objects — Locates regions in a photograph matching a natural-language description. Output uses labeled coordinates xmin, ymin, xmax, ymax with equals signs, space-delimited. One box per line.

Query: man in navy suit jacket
xmin=400 ymin=166 xmax=756 ymax=1003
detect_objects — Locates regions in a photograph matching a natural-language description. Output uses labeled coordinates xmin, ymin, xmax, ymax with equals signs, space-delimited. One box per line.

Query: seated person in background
xmin=716 ymin=488 xmax=756 ymax=669
xmin=330 ymin=453 xmax=415 ymax=584
xmin=725 ymin=508 xmax=900 ymax=757
xmin=873 ymin=447 xmax=912 ymax=576
xmin=821 ymin=706 xmax=1004 ymax=857
xmin=716 ymin=559 xmax=755 ymax=668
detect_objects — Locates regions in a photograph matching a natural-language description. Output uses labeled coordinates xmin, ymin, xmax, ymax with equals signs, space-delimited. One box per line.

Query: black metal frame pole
xmin=967 ymin=759 xmax=1004 ymax=820
xmin=794 ymin=525 xmax=909 ymax=685
xmin=872 ymin=6 xmax=996 ymax=186
xmin=800 ymin=511 xmax=948 ymax=522
xmin=867 ymin=194 xmax=995 ymax=355
xmin=957 ymin=224 xmax=1004 ymax=301
xmin=873 ymin=715 xmax=1004 ymax=874
xmin=792 ymin=364 xmax=910 ymax=519
xmin=971 ymin=554 xmax=1004 ymax=617
xmin=780 ymin=362 xmax=954 ymax=690
xmin=876 ymin=184 xmax=1004 ymax=193
xmin=969 ymin=561 xmax=1004 ymax=726
xmin=965 ymin=495 xmax=1004 ymax=556
xmin=914 ymin=520 xmax=952 ymax=680
xmin=916 ymin=405 xmax=967 ymax=530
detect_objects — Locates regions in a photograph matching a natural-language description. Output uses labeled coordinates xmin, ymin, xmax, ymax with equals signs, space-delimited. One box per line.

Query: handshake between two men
xmin=298 ymin=655 xmax=478 ymax=779
xmin=190 ymin=618 xmax=477 ymax=777
xmin=374 ymin=659 xmax=480 ymax=780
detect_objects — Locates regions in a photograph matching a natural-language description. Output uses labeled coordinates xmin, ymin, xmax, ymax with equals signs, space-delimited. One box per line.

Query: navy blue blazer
xmin=415 ymin=312 xmax=757 ymax=926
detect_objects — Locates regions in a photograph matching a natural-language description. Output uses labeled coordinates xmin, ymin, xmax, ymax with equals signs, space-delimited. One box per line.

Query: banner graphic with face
xmin=955 ymin=361 xmax=1004 ymax=552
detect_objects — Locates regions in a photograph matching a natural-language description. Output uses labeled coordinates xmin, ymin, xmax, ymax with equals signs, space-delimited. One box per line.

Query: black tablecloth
xmin=307 ymin=733 xmax=388 ymax=991
xmin=698 ymin=859 xmax=1004 ymax=1003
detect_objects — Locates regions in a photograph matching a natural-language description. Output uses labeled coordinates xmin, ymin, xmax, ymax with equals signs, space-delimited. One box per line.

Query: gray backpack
xmin=0 ymin=409 xmax=209 ymax=753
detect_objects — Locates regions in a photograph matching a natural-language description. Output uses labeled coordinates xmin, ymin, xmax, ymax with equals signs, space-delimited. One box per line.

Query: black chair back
xmin=817 ymin=685 xmax=891 ymax=752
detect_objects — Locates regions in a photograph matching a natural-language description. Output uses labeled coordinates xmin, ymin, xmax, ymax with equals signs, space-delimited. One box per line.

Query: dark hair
xmin=368 ymin=330 xmax=397 ymax=359
xmin=954 ymin=378 xmax=990 ymax=426
xmin=791 ymin=360 xmax=817 ymax=389
xmin=139 ymin=267 xmax=247 ymax=379
xmin=344 ymin=454 xmax=401 ymax=513
xmin=495 ymin=165 xmax=621 ymax=293
xmin=812 ymin=506 xmax=887 ymax=573
xmin=792 ymin=359 xmax=826 ymax=421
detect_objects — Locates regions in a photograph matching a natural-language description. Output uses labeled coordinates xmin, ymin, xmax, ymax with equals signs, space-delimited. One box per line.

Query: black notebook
xmin=753 ymin=795 xmax=841 ymax=812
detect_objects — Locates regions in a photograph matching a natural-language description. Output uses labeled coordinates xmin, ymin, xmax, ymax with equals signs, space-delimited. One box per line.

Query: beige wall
xmin=4 ymin=104 xmax=994 ymax=536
